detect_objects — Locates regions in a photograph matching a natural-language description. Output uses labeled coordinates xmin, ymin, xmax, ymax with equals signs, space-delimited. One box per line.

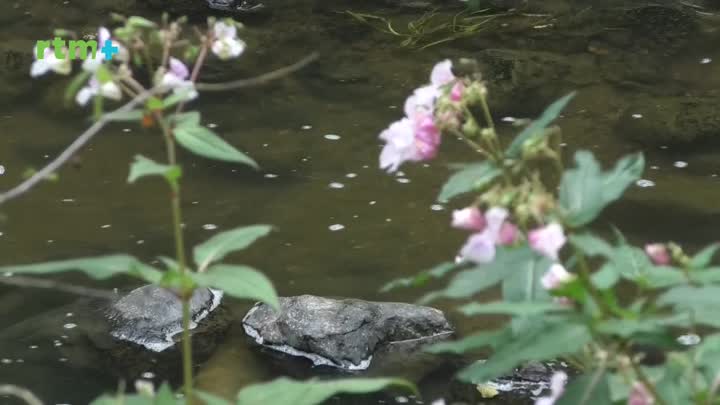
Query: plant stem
xmin=157 ymin=113 xmax=193 ymax=402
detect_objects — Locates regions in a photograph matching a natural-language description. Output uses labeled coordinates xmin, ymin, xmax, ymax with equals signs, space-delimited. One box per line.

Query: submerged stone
xmin=242 ymin=295 xmax=454 ymax=370
xmin=106 ymin=285 xmax=224 ymax=352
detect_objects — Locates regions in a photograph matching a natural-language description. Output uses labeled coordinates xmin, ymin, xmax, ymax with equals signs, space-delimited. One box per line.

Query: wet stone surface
xmin=242 ymin=294 xmax=454 ymax=370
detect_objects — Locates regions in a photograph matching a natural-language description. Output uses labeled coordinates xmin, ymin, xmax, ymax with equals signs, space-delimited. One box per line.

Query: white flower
xmin=76 ymin=78 xmax=122 ymax=106
xmin=82 ymin=27 xmax=111 ymax=72
xmin=30 ymin=46 xmax=71 ymax=77
xmin=541 ymin=263 xmax=575 ymax=290
xmin=160 ymin=57 xmax=198 ymax=101
xmin=211 ymin=21 xmax=246 ymax=60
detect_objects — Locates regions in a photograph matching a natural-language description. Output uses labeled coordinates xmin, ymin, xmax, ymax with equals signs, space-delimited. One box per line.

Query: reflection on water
xmin=1 ymin=0 xmax=720 ymax=403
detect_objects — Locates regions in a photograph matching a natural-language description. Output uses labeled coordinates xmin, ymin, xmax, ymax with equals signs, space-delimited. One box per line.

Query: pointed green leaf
xmin=570 ymin=233 xmax=614 ymax=258
xmin=192 ymin=264 xmax=279 ymax=310
xmin=236 ymin=378 xmax=415 ymax=405
xmin=426 ymin=328 xmax=510 ymax=354
xmin=0 ymin=255 xmax=162 ymax=283
xmin=457 ymin=322 xmax=591 ymax=382
xmin=195 ymin=391 xmax=231 ymax=405
xmin=438 ymin=162 xmax=501 ymax=202
xmin=169 ymin=111 xmax=200 ymax=127
xmin=174 ymin=125 xmax=258 ymax=167
xmin=690 ymin=243 xmax=720 ymax=269
xmin=560 ymin=151 xmax=644 ymax=227
xmin=556 ymin=372 xmax=611 ymax=405
xmin=128 ymin=155 xmax=181 ymax=184
xmin=127 ymin=16 xmax=157 ymax=28
xmin=193 ymin=225 xmax=272 ymax=271
xmin=459 ymin=301 xmax=569 ymax=317
xmin=381 ymin=262 xmax=460 ymax=292
xmin=420 ymin=247 xmax=536 ymax=304
xmin=506 ymin=92 xmax=576 ymax=158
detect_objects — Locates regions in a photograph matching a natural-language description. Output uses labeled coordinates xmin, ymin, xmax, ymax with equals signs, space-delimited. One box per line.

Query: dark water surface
xmin=1 ymin=0 xmax=720 ymax=403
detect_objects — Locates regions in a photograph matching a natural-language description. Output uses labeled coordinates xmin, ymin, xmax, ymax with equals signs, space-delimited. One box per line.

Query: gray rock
xmin=242 ymin=295 xmax=453 ymax=370
xmin=106 ymin=285 xmax=223 ymax=351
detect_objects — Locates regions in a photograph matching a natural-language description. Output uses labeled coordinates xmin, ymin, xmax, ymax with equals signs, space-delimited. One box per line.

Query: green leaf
xmin=591 ymin=263 xmax=620 ymax=289
xmin=174 ymin=125 xmax=258 ymax=168
xmin=690 ymin=243 xmax=720 ymax=269
xmin=609 ymin=244 xmax=653 ymax=281
xmin=96 ymin=65 xmax=113 ymax=84
xmin=419 ymin=247 xmax=537 ymax=304
xmin=146 ymin=97 xmax=164 ymax=111
xmin=559 ymin=151 xmax=644 ymax=227
xmin=556 ymin=372 xmax=611 ymax=405
xmin=161 ymin=89 xmax=196 ymax=109
xmin=657 ymin=285 xmax=720 ymax=311
xmin=380 ymin=262 xmax=460 ymax=292
xmin=127 ymin=16 xmax=157 ymax=28
xmin=506 ymin=92 xmax=576 ymax=158
xmin=91 ymin=396 xmax=154 ymax=405
xmin=437 ymin=162 xmax=501 ymax=202
xmin=459 ymin=301 xmax=569 ymax=317
xmin=105 ymin=110 xmax=145 ymax=122
xmin=501 ymin=253 xmax=551 ymax=303
xmin=236 ymin=378 xmax=416 ymax=405
xmin=168 ymin=111 xmax=200 ymax=127
xmin=155 ymin=384 xmax=176 ymax=405
xmin=128 ymin=155 xmax=181 ymax=184
xmin=192 ymin=264 xmax=279 ymax=310
xmin=195 ymin=391 xmax=231 ymax=405
xmin=595 ymin=319 xmax=665 ymax=338
xmin=0 ymin=255 xmax=162 ymax=283
xmin=457 ymin=321 xmax=591 ymax=383
xmin=570 ymin=233 xmax=614 ymax=258
xmin=193 ymin=225 xmax=272 ymax=271
xmin=426 ymin=328 xmax=510 ymax=354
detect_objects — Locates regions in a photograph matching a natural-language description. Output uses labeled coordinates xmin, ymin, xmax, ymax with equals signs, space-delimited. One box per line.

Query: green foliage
xmin=236 ymin=378 xmax=416 ymax=405
xmin=438 ymin=162 xmax=500 ymax=202
xmin=193 ymin=225 xmax=272 ymax=271
xmin=380 ymin=261 xmax=460 ymax=292
xmin=173 ymin=123 xmax=258 ymax=167
xmin=128 ymin=155 xmax=181 ymax=184
xmin=506 ymin=92 xmax=575 ymax=158
xmin=192 ymin=264 xmax=279 ymax=310
xmin=559 ymin=151 xmax=644 ymax=227
xmin=0 ymin=255 xmax=162 ymax=283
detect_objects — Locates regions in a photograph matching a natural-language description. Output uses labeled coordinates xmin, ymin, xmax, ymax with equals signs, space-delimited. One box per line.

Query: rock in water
xmin=242 ymin=295 xmax=453 ymax=370
xmin=106 ymin=285 xmax=223 ymax=351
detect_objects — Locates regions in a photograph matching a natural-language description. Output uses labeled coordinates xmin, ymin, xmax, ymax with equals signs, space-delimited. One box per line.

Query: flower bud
xmin=645 ymin=243 xmax=670 ymax=266
xmin=452 ymin=207 xmax=486 ymax=231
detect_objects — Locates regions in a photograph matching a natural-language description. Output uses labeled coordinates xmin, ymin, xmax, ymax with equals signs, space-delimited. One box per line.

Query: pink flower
xmin=450 ymin=81 xmax=464 ymax=102
xmin=413 ymin=112 xmax=441 ymax=159
xmin=529 ymin=223 xmax=566 ymax=260
xmin=160 ymin=57 xmax=198 ymax=101
xmin=541 ymin=263 xmax=575 ymax=290
xmin=430 ymin=59 xmax=455 ymax=87
xmin=379 ymin=112 xmax=441 ymax=172
xmin=498 ymin=222 xmax=519 ymax=246
xmin=404 ymin=84 xmax=440 ymax=118
xmin=459 ymin=207 xmax=510 ymax=264
xmin=535 ymin=371 xmax=567 ymax=405
xmin=645 ymin=243 xmax=670 ymax=266
xmin=628 ymin=382 xmax=654 ymax=405
xmin=452 ymin=207 xmax=486 ymax=231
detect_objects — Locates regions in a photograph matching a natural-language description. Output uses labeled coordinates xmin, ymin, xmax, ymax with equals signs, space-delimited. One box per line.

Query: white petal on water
xmin=207 ymin=123 xmax=218 ymax=129
xmin=328 ymin=224 xmax=345 ymax=231
xmin=301 ymin=125 xmax=312 ymax=130
xmin=0 ymin=165 xmax=5 ymax=175
xmin=700 ymin=57 xmax=712 ymax=64
xmin=636 ymin=179 xmax=655 ymax=188
xmin=329 ymin=182 xmax=345 ymax=189
xmin=431 ymin=204 xmax=445 ymax=211
xmin=673 ymin=161 xmax=688 ymax=168
xmin=100 ymin=224 xmax=111 ymax=229
xmin=396 ymin=178 xmax=410 ymax=184
xmin=678 ymin=333 xmax=701 ymax=346
xmin=1 ymin=358 xmax=12 ymax=364
xmin=631 ymin=113 xmax=643 ymax=119
xmin=324 ymin=134 xmax=341 ymax=140
xmin=264 ymin=173 xmax=278 ymax=178
xmin=345 ymin=173 xmax=357 ymax=178
xmin=202 ymin=224 xmax=218 ymax=230
xmin=369 ymin=201 xmax=377 ymax=205
xmin=141 ymin=371 xmax=156 ymax=379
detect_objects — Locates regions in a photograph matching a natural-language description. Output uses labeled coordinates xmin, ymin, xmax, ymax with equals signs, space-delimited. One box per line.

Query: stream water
xmin=1 ymin=0 xmax=720 ymax=404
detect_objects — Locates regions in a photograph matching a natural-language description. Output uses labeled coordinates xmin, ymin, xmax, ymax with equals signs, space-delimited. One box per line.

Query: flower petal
xmin=430 ymin=59 xmax=454 ymax=87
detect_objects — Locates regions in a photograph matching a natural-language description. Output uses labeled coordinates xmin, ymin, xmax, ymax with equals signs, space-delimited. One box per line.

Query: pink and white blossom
xmin=450 ymin=81 xmax=464 ymax=102
xmin=628 ymin=382 xmax=654 ymax=405
xmin=30 ymin=46 xmax=71 ymax=77
xmin=160 ymin=57 xmax=198 ymax=100
xmin=452 ymin=207 xmax=486 ymax=231
xmin=211 ymin=21 xmax=246 ymax=60
xmin=645 ymin=243 xmax=670 ymax=266
xmin=535 ymin=371 xmax=567 ymax=405
xmin=76 ymin=78 xmax=122 ymax=106
xmin=498 ymin=222 xmax=519 ymax=246
xmin=541 ymin=263 xmax=575 ymax=290
xmin=529 ymin=223 xmax=566 ymax=260
xmin=430 ymin=59 xmax=455 ymax=87
xmin=459 ymin=207 xmax=510 ymax=264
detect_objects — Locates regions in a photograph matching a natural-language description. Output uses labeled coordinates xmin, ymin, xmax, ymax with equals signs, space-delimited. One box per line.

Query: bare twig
xmin=0 ymin=275 xmax=116 ymax=300
xmin=0 ymin=385 xmax=44 ymax=405
xmin=0 ymin=91 xmax=154 ymax=206
xmin=196 ymin=52 xmax=319 ymax=91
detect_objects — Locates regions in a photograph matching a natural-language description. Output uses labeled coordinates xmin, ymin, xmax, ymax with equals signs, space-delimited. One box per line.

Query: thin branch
xmin=196 ymin=52 xmax=320 ymax=91
xmin=0 ymin=275 xmax=116 ymax=300
xmin=0 ymin=91 xmax=154 ymax=206
xmin=0 ymin=385 xmax=44 ymax=405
